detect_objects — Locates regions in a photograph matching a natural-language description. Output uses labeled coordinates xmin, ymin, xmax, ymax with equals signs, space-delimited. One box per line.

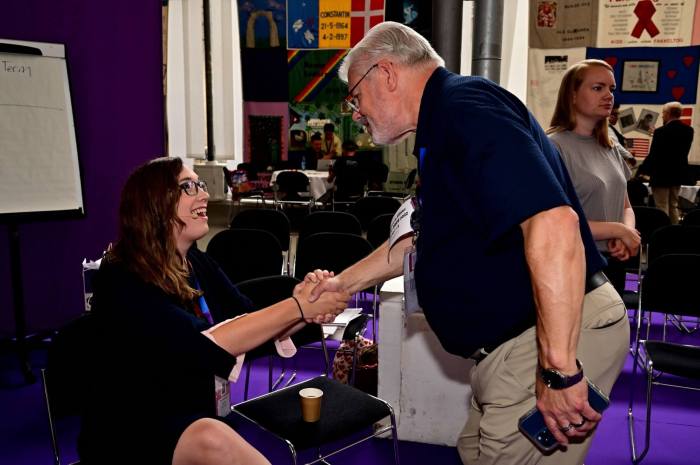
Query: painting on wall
xmin=238 ymin=0 xmax=286 ymax=48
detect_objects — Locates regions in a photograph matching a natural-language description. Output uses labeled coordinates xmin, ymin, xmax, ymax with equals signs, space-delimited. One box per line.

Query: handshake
xmin=293 ymin=269 xmax=349 ymax=324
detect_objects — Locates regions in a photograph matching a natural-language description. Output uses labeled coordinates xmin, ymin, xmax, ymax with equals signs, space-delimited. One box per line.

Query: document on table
xmin=322 ymin=308 xmax=363 ymax=340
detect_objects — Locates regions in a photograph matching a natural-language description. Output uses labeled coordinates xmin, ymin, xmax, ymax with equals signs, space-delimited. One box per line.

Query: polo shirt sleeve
xmin=451 ymin=107 xmax=573 ymax=246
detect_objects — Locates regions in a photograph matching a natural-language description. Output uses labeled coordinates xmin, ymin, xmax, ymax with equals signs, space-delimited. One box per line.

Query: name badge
xmin=403 ymin=245 xmax=420 ymax=314
xmin=214 ymin=375 xmax=230 ymax=417
xmin=389 ymin=197 xmax=416 ymax=252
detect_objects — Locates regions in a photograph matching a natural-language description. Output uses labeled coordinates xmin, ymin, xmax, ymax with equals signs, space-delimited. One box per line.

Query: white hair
xmin=338 ymin=21 xmax=444 ymax=83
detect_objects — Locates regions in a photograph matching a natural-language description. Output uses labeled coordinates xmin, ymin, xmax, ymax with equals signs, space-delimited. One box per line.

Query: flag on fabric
xmin=287 ymin=0 xmax=384 ymax=49
xmin=350 ymin=0 xmax=385 ymax=46
xmin=628 ymin=138 xmax=651 ymax=157
xmin=586 ymin=46 xmax=700 ymax=105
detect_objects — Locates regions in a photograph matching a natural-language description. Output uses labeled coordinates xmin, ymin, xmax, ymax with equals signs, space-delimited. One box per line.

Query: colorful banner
xmin=529 ymin=0 xmax=599 ymax=49
xmin=597 ymin=0 xmax=695 ymax=48
xmin=288 ymin=49 xmax=348 ymax=103
xmin=527 ymin=47 xmax=588 ymax=128
xmin=238 ymin=0 xmax=286 ymax=48
xmin=586 ymin=46 xmax=700 ymax=104
xmin=287 ymin=0 xmax=384 ymax=49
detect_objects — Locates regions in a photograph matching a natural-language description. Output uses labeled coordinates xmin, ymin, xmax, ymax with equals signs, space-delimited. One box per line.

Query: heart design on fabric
xmin=683 ymin=56 xmax=695 ymax=68
xmin=666 ymin=69 xmax=678 ymax=79
xmin=672 ymin=86 xmax=685 ymax=100
xmin=604 ymin=56 xmax=618 ymax=67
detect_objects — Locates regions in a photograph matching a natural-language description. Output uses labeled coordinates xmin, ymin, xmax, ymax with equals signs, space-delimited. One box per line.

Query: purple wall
xmin=0 ymin=1 xmax=164 ymax=333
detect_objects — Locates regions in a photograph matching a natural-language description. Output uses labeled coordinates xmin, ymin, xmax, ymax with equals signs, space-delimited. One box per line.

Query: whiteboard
xmin=0 ymin=39 xmax=83 ymax=218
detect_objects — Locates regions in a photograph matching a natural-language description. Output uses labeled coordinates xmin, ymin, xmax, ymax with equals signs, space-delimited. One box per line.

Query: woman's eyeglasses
xmin=179 ymin=179 xmax=208 ymax=196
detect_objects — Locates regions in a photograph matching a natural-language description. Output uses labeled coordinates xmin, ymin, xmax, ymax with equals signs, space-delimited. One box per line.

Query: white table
xmin=644 ymin=182 xmax=700 ymax=204
xmin=271 ymin=170 xmax=331 ymax=200
xmin=377 ymin=277 xmax=473 ymax=446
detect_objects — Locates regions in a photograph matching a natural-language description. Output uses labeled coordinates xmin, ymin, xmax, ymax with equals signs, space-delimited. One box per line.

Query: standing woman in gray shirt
xmin=547 ymin=59 xmax=641 ymax=295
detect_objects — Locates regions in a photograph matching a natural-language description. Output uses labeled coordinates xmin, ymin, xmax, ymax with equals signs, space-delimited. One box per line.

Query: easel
xmin=6 ymin=223 xmax=35 ymax=384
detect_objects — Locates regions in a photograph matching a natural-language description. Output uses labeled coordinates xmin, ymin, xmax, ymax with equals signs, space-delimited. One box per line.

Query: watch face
xmin=541 ymin=369 xmax=562 ymax=388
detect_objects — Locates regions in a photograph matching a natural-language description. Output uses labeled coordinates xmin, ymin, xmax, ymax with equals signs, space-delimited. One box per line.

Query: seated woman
xmin=79 ymin=157 xmax=349 ymax=465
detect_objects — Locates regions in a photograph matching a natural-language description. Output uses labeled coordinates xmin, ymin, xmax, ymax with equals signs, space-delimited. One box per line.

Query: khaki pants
xmin=457 ymin=282 xmax=629 ymax=465
xmin=652 ymin=186 xmax=680 ymax=224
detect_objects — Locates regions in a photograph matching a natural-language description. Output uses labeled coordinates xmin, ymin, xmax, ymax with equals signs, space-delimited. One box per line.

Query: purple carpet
xmin=1 ymin=308 xmax=698 ymax=465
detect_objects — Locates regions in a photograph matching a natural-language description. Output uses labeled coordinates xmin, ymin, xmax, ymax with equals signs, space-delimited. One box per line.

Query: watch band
xmin=539 ymin=359 xmax=584 ymax=389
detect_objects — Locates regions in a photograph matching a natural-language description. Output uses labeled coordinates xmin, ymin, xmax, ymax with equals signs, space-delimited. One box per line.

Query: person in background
xmin=637 ymin=101 xmax=694 ymax=224
xmin=328 ymin=140 xmax=366 ymax=200
xmin=322 ymin=122 xmax=342 ymax=158
xmin=302 ymin=132 xmax=323 ymax=170
xmin=80 ymin=157 xmax=349 ymax=465
xmin=310 ymin=22 xmax=629 ymax=465
xmin=608 ymin=102 xmax=637 ymax=168
xmin=547 ymin=59 xmax=641 ymax=296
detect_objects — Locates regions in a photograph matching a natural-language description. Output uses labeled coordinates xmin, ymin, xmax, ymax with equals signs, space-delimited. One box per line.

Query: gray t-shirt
xmin=549 ymin=130 xmax=631 ymax=251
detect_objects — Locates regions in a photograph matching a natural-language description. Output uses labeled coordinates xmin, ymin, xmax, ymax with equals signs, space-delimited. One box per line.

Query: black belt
xmin=585 ymin=271 xmax=609 ymax=294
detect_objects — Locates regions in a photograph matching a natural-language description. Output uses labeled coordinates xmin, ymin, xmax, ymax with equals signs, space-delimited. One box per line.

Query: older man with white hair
xmin=309 ymin=21 xmax=628 ymax=465
xmin=638 ymin=101 xmax=694 ymax=223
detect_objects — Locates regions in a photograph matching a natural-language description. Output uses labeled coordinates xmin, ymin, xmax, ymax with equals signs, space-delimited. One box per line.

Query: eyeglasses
xmin=179 ymin=179 xmax=208 ymax=196
xmin=343 ymin=63 xmax=378 ymax=113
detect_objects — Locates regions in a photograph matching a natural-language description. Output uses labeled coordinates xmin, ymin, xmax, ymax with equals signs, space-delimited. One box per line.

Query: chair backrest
xmin=230 ymin=208 xmax=291 ymax=251
xmin=235 ymin=275 xmax=300 ymax=310
xmin=44 ymin=314 xmax=98 ymax=465
xmin=275 ymin=170 xmax=310 ymax=200
xmin=627 ymin=179 xmax=649 ymax=206
xmin=642 ymin=254 xmax=700 ymax=317
xmin=366 ymin=213 xmax=394 ymax=249
xmin=299 ymin=211 xmax=362 ymax=243
xmin=632 ymin=206 xmax=671 ymax=245
xmin=294 ymin=232 xmax=373 ymax=280
xmin=647 ymin=225 xmax=700 ymax=264
xmin=681 ymin=209 xmax=700 ymax=226
xmin=206 ymin=229 xmax=283 ymax=284
xmin=350 ymin=196 xmax=401 ymax=230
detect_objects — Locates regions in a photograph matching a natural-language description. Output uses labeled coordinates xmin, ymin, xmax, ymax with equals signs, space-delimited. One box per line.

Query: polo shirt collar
xmin=414 ymin=66 xmax=450 ymax=157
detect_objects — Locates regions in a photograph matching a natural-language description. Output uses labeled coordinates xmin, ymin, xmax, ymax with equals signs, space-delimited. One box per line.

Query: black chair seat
xmin=232 ymin=376 xmax=392 ymax=450
xmin=645 ymin=341 xmax=700 ymax=379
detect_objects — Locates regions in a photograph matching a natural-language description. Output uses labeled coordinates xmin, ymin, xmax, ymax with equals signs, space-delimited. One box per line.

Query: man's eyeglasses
xmin=179 ymin=179 xmax=208 ymax=196
xmin=343 ymin=63 xmax=378 ymax=113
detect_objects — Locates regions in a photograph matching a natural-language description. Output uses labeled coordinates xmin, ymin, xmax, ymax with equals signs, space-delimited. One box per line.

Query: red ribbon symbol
xmin=631 ymin=0 xmax=660 ymax=39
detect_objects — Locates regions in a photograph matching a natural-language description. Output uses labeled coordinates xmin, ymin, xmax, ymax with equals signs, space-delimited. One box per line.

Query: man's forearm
xmin=336 ymin=236 xmax=410 ymax=294
xmin=521 ymin=206 xmax=585 ymax=373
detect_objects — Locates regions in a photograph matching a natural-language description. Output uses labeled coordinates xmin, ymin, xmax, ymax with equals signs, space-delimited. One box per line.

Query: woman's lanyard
xmin=193 ymin=277 xmax=214 ymax=325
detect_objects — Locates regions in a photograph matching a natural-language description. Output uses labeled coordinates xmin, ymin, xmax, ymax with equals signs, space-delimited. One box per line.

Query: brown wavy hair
xmin=547 ymin=59 xmax=614 ymax=148
xmin=107 ymin=157 xmax=199 ymax=303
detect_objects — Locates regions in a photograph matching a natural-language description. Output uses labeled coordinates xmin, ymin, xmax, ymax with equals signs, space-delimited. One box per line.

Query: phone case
xmin=518 ymin=378 xmax=610 ymax=452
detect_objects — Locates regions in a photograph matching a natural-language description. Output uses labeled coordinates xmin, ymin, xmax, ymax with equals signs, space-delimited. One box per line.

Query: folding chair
xmin=274 ymin=171 xmax=314 ymax=212
xmin=350 ymin=196 xmax=401 ymax=231
xmin=681 ymin=209 xmax=700 ymax=226
xmin=206 ymin=229 xmax=284 ymax=284
xmin=231 ymin=375 xmax=400 ymax=465
xmin=230 ymin=208 xmax=291 ymax=272
xmin=294 ymin=232 xmax=377 ymax=340
xmin=628 ymin=254 xmax=700 ymax=464
xmin=298 ymin=211 xmax=362 ymax=243
xmin=42 ymin=314 xmax=96 ymax=465
xmin=366 ymin=213 xmax=394 ymax=250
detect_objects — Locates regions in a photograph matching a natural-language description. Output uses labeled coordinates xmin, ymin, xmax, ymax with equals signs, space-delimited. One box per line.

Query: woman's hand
xmin=618 ymin=225 xmax=641 ymax=257
xmin=293 ymin=279 xmax=349 ymax=322
xmin=607 ymin=238 xmax=630 ymax=260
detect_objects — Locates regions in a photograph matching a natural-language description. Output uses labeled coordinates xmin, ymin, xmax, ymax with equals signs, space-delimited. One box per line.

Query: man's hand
xmin=308 ymin=275 xmax=347 ymax=303
xmin=535 ymin=377 xmax=601 ymax=445
xmin=607 ymin=238 xmax=631 ymax=261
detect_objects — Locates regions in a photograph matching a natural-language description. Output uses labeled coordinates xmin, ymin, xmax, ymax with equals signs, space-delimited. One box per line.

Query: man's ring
xmin=559 ymin=424 xmax=574 ymax=433
xmin=571 ymin=419 xmax=586 ymax=428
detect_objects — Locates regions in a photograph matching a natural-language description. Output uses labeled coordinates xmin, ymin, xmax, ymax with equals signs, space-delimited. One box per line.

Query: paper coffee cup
xmin=299 ymin=387 xmax=323 ymax=422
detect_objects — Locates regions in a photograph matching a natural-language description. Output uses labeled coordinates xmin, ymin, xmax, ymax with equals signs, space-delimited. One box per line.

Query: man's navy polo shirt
xmin=413 ymin=68 xmax=605 ymax=358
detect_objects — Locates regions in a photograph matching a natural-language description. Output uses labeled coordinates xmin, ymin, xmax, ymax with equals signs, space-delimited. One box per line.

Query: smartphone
xmin=518 ymin=378 xmax=610 ymax=453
